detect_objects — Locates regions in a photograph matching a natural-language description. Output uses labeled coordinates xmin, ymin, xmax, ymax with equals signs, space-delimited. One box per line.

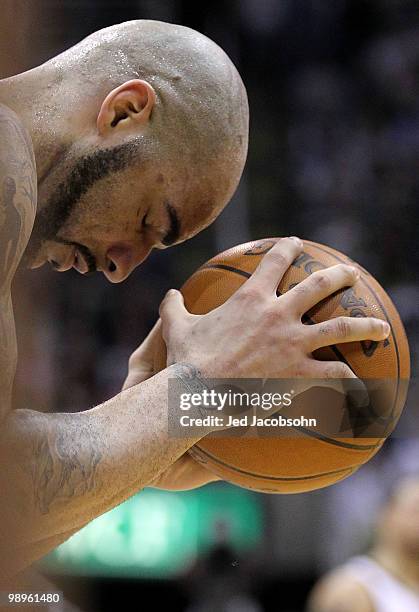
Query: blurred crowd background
xmin=2 ymin=1 xmax=419 ymax=611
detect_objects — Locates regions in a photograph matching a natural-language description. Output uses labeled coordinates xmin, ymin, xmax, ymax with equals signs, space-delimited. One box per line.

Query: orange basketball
xmin=154 ymin=238 xmax=410 ymax=493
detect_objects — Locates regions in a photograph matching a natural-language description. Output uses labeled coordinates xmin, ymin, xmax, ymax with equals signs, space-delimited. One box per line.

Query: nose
xmin=104 ymin=244 xmax=150 ymax=282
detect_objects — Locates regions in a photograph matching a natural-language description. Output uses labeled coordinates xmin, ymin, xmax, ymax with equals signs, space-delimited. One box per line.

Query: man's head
xmin=23 ymin=20 xmax=248 ymax=282
xmin=376 ymin=477 xmax=419 ymax=556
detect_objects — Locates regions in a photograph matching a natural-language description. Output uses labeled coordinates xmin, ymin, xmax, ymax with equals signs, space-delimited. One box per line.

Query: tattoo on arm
xmin=0 ymin=106 xmax=37 ymax=417
xmin=0 ymin=105 xmax=36 ymax=290
xmin=28 ymin=414 xmax=103 ymax=515
xmin=0 ymin=177 xmax=22 ymax=287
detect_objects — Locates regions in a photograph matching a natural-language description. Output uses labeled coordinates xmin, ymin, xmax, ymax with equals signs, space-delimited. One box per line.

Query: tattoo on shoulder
xmin=0 ymin=107 xmax=36 ymax=290
xmin=0 ymin=177 xmax=22 ymax=288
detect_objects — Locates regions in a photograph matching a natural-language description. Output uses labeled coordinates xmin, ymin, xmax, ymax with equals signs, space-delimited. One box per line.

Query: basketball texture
xmin=154 ymin=238 xmax=410 ymax=493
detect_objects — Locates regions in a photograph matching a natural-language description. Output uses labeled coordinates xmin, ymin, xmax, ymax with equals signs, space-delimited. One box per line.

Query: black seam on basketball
xmin=305 ymin=241 xmax=400 ymax=377
xmin=290 ymin=426 xmax=382 ymax=450
xmin=198 ymin=247 xmax=402 ymax=429
xmin=200 ymin=257 xmax=391 ymax=391
xmin=196 ymin=267 xmax=367 ymax=363
xmin=305 ymin=240 xmax=402 ymax=420
xmin=191 ymin=447 xmax=358 ymax=481
xmin=201 ymin=263 xmax=252 ymax=279
xmin=251 ymin=468 xmax=356 ymax=492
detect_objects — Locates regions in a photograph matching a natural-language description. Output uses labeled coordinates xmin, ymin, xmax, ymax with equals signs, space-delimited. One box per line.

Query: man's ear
xmin=97 ymin=79 xmax=156 ymax=135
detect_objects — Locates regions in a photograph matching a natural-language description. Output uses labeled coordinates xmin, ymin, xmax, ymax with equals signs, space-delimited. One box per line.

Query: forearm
xmin=0 ymin=364 xmax=205 ymax=574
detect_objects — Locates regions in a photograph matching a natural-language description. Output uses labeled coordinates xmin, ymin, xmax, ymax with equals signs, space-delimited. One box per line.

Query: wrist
xmin=167 ymin=362 xmax=210 ymax=405
xmin=166 ymin=363 xmax=216 ymax=435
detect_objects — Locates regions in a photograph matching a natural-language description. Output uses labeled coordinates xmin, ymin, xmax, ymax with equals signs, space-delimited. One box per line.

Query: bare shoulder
xmin=307 ymin=568 xmax=375 ymax=612
xmin=0 ymin=102 xmax=36 ymax=290
xmin=0 ymin=104 xmax=37 ymax=420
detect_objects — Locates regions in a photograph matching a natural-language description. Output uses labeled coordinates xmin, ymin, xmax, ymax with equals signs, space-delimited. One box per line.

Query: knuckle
xmin=340 ymin=263 xmax=357 ymax=280
xmin=335 ymin=317 xmax=351 ymax=339
xmin=281 ymin=236 xmax=302 ymax=249
xmin=128 ymin=351 xmax=140 ymax=367
xmin=240 ymin=285 xmax=263 ymax=303
xmin=288 ymin=330 xmax=304 ymax=349
xmin=318 ymin=322 xmax=332 ymax=336
xmin=326 ymin=362 xmax=352 ymax=379
xmin=312 ymin=271 xmax=331 ymax=291
xmin=265 ymin=249 xmax=288 ymax=269
xmin=289 ymin=280 xmax=309 ymax=297
xmin=369 ymin=318 xmax=382 ymax=335
xmin=292 ymin=367 xmax=306 ymax=378
xmin=262 ymin=307 xmax=282 ymax=327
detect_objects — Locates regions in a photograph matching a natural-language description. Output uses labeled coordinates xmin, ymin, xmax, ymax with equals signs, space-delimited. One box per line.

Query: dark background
xmin=2 ymin=1 xmax=419 ymax=611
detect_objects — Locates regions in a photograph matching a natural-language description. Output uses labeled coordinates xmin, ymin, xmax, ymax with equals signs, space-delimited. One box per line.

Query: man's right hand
xmin=159 ymin=237 xmax=390 ymax=380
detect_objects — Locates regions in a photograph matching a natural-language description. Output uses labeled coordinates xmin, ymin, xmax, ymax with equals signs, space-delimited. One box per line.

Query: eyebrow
xmin=161 ymin=202 xmax=181 ymax=246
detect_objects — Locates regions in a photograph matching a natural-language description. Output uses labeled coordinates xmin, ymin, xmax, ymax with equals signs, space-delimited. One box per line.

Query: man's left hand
xmin=123 ymin=320 xmax=220 ymax=490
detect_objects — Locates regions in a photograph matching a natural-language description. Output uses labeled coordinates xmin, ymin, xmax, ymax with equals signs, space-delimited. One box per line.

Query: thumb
xmin=159 ymin=289 xmax=189 ymax=339
xmin=122 ymin=320 xmax=162 ymax=390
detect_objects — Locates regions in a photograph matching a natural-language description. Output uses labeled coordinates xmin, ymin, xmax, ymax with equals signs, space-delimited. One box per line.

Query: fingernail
xmin=350 ymin=266 xmax=360 ymax=279
xmin=290 ymin=236 xmax=303 ymax=247
xmin=382 ymin=321 xmax=390 ymax=336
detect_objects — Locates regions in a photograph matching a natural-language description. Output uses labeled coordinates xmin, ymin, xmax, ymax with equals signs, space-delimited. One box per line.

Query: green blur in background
xmin=41 ymin=484 xmax=263 ymax=578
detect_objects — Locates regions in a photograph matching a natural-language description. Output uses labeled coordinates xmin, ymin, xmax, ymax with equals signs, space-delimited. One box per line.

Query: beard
xmin=25 ymin=141 xmax=137 ymax=265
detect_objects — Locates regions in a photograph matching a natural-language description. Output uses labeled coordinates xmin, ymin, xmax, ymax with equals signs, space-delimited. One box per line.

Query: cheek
xmin=61 ymin=200 xmax=138 ymax=242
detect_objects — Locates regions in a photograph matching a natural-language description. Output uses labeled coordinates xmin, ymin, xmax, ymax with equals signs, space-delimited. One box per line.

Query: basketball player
xmin=0 ymin=20 xmax=390 ymax=578
xmin=308 ymin=477 xmax=419 ymax=612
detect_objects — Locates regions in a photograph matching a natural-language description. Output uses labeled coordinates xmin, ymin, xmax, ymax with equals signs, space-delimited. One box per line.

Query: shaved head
xmin=11 ymin=20 xmax=249 ymax=281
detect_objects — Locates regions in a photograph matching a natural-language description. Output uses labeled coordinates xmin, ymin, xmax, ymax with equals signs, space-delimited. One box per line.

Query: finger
xmin=284 ymin=264 xmax=359 ymax=315
xmin=122 ymin=321 xmax=162 ymax=390
xmin=245 ymin=237 xmax=303 ymax=294
xmin=308 ymin=316 xmax=390 ymax=350
xmin=151 ymin=454 xmax=221 ymax=491
xmin=314 ymin=360 xmax=357 ymax=379
xmin=275 ymin=358 xmax=361 ymax=409
xmin=294 ymin=360 xmax=357 ymax=404
xmin=159 ymin=289 xmax=190 ymax=339
xmin=130 ymin=320 xmax=162 ymax=365
xmin=307 ymin=359 xmax=370 ymax=411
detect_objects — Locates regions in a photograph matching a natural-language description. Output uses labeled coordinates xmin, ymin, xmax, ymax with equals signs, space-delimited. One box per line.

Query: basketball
xmin=153 ymin=238 xmax=410 ymax=493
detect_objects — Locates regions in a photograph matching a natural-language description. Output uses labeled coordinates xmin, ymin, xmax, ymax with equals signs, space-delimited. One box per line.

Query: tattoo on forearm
xmin=171 ymin=363 xmax=211 ymax=414
xmin=27 ymin=414 xmax=103 ymax=515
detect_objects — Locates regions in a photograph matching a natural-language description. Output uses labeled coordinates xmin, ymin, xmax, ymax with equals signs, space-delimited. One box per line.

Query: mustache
xmin=76 ymin=243 xmax=97 ymax=274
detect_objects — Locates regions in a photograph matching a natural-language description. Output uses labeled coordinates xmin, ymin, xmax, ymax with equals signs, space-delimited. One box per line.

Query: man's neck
xmin=0 ymin=68 xmax=65 ymax=182
xmin=373 ymin=544 xmax=419 ymax=592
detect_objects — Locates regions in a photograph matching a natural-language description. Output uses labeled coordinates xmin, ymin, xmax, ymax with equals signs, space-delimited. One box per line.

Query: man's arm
xmin=307 ymin=570 xmax=375 ymax=612
xmin=122 ymin=320 xmax=220 ymax=491
xmin=0 ymin=365 xmax=209 ymax=577
xmin=0 ymin=103 xmax=36 ymax=417
xmin=0 ymin=107 xmax=208 ymax=576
